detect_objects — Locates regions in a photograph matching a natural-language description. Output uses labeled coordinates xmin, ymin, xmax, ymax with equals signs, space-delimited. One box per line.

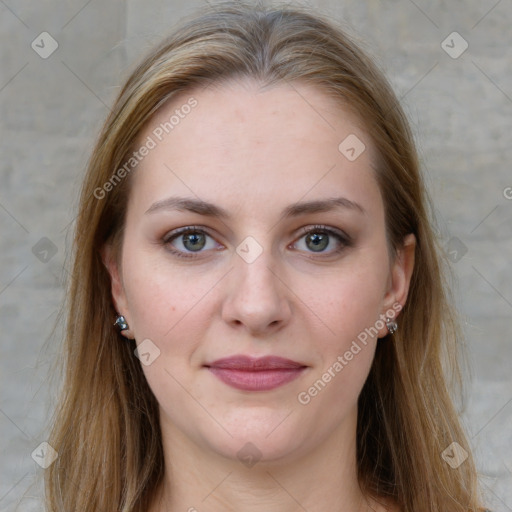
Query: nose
xmin=221 ymin=249 xmax=292 ymax=336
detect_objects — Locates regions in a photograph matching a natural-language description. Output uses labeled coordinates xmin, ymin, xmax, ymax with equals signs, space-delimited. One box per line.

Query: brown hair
xmin=44 ymin=1 xmax=485 ymax=510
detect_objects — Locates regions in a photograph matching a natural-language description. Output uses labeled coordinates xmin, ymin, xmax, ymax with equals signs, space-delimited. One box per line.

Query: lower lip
xmin=207 ymin=367 xmax=306 ymax=391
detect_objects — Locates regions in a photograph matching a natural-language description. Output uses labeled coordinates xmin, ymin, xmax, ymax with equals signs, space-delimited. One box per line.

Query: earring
xmin=386 ymin=317 xmax=398 ymax=335
xmin=114 ymin=314 xmax=129 ymax=331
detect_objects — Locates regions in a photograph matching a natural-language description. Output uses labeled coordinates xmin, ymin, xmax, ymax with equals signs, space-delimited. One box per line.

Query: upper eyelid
xmin=297 ymin=224 xmax=350 ymax=239
xmin=163 ymin=225 xmax=212 ymax=240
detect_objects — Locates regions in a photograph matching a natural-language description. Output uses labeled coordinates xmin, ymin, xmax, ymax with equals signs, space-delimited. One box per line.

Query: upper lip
xmin=205 ymin=355 xmax=306 ymax=370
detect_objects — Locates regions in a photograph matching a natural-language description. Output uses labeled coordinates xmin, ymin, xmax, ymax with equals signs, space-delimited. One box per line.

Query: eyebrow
xmin=144 ymin=196 xmax=366 ymax=219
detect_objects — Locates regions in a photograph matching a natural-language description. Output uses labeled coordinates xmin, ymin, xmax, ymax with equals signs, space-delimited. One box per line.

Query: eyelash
xmin=162 ymin=224 xmax=352 ymax=259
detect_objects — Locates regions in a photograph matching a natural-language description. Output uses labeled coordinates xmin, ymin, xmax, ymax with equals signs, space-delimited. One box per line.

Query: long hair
xmin=44 ymin=1 xmax=484 ymax=510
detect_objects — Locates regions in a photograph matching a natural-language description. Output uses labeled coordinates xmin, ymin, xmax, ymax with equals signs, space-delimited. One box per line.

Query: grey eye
xmin=293 ymin=226 xmax=350 ymax=256
xmin=305 ymin=232 xmax=329 ymax=252
xmin=165 ymin=228 xmax=218 ymax=256
xmin=182 ymin=232 xmax=206 ymax=252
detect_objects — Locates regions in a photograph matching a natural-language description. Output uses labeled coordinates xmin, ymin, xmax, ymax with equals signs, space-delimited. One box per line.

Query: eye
xmin=162 ymin=224 xmax=351 ymax=260
xmin=293 ymin=225 xmax=351 ymax=256
xmin=163 ymin=226 xmax=220 ymax=258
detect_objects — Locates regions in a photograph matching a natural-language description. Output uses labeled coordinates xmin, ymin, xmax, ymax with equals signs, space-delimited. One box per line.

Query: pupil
xmin=183 ymin=232 xmax=205 ymax=251
xmin=307 ymin=232 xmax=328 ymax=252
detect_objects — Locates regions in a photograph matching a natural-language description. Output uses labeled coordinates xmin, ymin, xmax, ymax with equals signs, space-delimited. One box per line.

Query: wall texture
xmin=1 ymin=1 xmax=511 ymax=510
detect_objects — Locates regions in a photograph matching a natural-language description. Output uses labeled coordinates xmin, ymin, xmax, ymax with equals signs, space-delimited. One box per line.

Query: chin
xmin=200 ymin=410 xmax=315 ymax=466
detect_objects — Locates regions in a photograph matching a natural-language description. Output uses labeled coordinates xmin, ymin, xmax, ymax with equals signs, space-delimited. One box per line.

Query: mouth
xmin=204 ymin=355 xmax=308 ymax=391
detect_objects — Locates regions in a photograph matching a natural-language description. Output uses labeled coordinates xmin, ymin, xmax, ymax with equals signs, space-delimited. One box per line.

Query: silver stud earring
xmin=386 ymin=317 xmax=398 ymax=335
xmin=114 ymin=314 xmax=129 ymax=332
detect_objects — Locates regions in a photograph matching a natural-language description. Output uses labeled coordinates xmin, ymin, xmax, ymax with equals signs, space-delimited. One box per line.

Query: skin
xmin=104 ymin=77 xmax=415 ymax=512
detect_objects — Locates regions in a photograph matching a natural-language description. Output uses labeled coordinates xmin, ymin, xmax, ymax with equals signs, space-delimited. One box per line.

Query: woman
xmin=44 ymin=1 xmax=488 ymax=510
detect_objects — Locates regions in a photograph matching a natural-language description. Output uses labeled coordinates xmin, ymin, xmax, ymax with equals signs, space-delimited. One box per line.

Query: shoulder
xmin=368 ymin=497 xmax=490 ymax=512
xmin=382 ymin=504 xmax=491 ymax=512
xmin=367 ymin=496 xmax=400 ymax=512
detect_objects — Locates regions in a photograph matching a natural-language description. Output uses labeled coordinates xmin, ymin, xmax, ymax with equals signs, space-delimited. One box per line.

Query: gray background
xmin=1 ymin=0 xmax=511 ymax=510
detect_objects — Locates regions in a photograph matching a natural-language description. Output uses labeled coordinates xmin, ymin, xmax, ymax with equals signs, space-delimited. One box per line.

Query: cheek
xmin=121 ymin=254 xmax=217 ymax=400
xmin=295 ymin=271 xmax=384 ymax=420
xmin=121 ymin=244 xmax=222 ymax=350
xmin=126 ymin=276 xmax=205 ymax=339
xmin=305 ymin=259 xmax=387 ymax=346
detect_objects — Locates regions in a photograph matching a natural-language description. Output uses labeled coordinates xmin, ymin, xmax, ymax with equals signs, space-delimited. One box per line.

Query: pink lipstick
xmin=205 ymin=355 xmax=307 ymax=391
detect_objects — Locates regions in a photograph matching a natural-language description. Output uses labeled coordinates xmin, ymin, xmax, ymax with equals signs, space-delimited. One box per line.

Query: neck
xmin=149 ymin=408 xmax=385 ymax=512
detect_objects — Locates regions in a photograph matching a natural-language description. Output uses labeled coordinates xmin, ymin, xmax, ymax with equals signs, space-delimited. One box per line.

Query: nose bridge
xmin=222 ymin=237 xmax=292 ymax=332
xmin=233 ymin=240 xmax=281 ymax=299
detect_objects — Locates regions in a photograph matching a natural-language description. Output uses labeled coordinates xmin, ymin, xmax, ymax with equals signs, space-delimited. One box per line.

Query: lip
xmin=205 ymin=355 xmax=307 ymax=391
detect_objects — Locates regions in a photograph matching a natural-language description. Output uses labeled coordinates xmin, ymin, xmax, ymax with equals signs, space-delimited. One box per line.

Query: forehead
xmin=128 ymin=77 xmax=382 ymax=220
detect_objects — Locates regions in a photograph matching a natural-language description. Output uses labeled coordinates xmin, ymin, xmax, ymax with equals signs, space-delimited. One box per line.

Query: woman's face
xmin=105 ymin=78 xmax=414 ymax=464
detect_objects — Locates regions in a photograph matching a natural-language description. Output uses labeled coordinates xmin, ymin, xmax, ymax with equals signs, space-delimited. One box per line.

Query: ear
xmin=378 ymin=233 xmax=416 ymax=336
xmin=101 ymin=243 xmax=135 ymax=339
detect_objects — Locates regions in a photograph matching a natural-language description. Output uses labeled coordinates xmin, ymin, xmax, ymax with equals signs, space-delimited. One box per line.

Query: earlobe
xmin=113 ymin=313 xmax=135 ymax=340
